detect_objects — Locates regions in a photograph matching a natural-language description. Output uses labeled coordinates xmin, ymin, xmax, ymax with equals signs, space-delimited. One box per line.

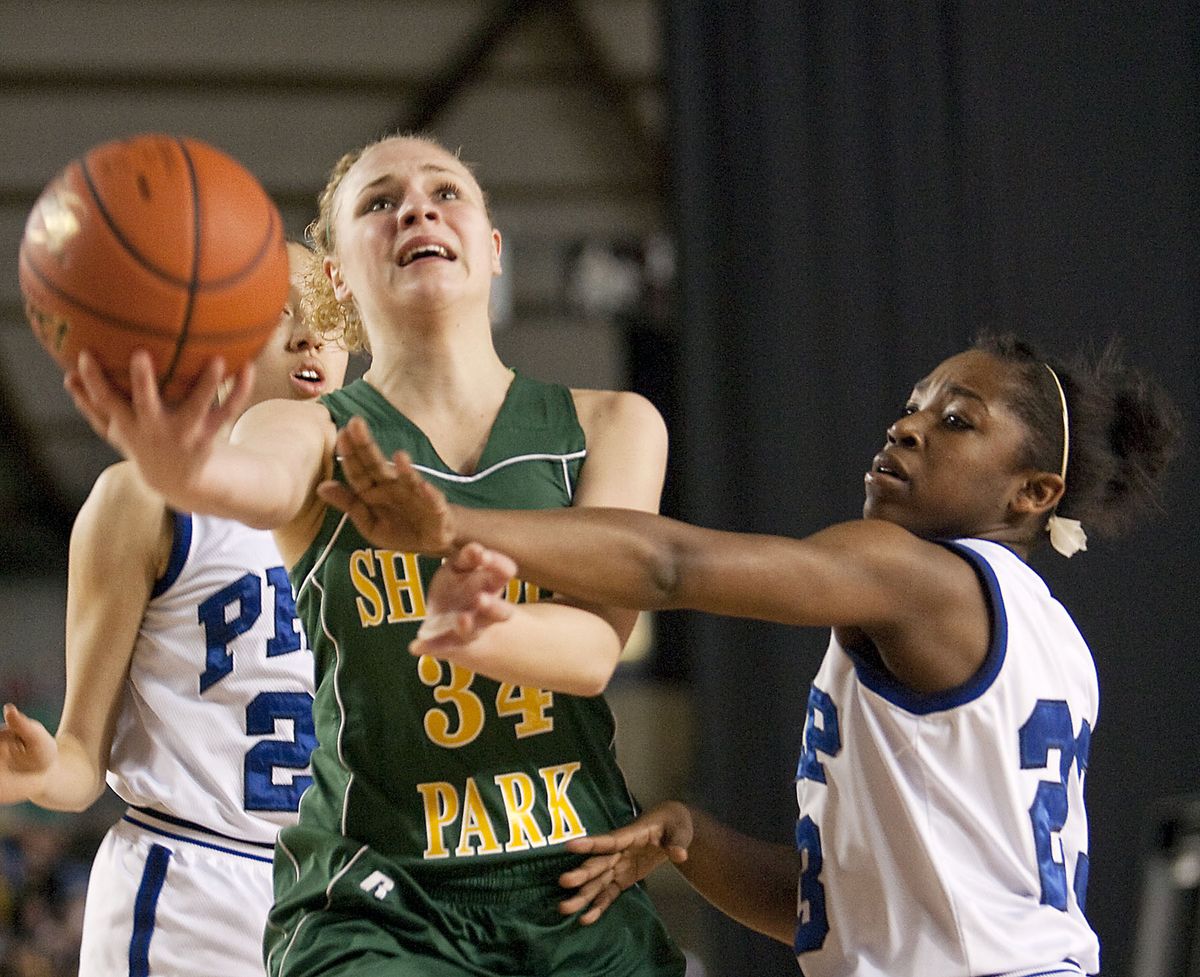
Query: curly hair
xmin=973 ymin=332 xmax=1182 ymax=540
xmin=302 ymin=132 xmax=489 ymax=353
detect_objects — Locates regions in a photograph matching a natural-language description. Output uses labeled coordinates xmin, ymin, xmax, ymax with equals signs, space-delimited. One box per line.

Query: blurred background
xmin=0 ymin=2 xmax=1196 ymax=975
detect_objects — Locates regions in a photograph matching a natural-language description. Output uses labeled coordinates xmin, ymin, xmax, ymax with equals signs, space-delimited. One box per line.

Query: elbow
xmin=573 ymin=666 xmax=615 ymax=698
xmin=31 ymin=783 xmax=103 ymax=814
xmin=571 ymin=646 xmax=620 ymax=698
xmin=644 ymin=542 xmax=687 ymax=609
xmin=570 ymin=632 xmax=623 ymax=698
xmin=60 ymin=794 xmax=100 ymax=814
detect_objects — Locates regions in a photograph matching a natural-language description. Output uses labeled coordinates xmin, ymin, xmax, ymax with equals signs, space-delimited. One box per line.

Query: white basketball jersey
xmin=106 ymin=512 xmax=315 ymax=844
xmin=794 ymin=538 xmax=1100 ymax=977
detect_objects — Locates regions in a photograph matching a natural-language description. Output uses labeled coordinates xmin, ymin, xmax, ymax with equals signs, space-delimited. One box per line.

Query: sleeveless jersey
xmin=793 ymin=538 xmax=1100 ymax=977
xmin=107 ymin=512 xmax=316 ymax=844
xmin=285 ymin=375 xmax=642 ymax=880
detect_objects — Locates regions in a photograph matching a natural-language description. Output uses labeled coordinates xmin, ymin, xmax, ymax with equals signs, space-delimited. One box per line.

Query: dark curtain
xmin=662 ymin=3 xmax=1199 ymax=975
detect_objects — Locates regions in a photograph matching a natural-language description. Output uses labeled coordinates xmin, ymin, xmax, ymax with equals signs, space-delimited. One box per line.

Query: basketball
xmin=17 ymin=133 xmax=288 ymax=403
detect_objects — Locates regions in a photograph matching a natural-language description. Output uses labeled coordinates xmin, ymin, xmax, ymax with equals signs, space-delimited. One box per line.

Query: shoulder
xmin=79 ymin=460 xmax=167 ymax=526
xmin=567 ymin=389 xmax=667 ymax=507
xmin=817 ymin=520 xmax=988 ymax=604
xmin=72 ymin=461 xmax=172 ymax=576
xmin=238 ymin=396 xmax=335 ymax=431
xmin=570 ymin=388 xmax=666 ymax=444
xmin=232 ymin=397 xmax=339 ymax=468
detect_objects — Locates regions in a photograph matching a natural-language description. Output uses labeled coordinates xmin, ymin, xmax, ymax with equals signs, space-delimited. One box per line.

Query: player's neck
xmin=363 ymin=326 xmax=510 ymax=406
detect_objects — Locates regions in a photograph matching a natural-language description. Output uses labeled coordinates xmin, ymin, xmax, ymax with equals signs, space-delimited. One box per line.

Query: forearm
xmin=675 ymin=807 xmax=801 ymax=946
xmin=451 ymin=506 xmax=698 ymax=611
xmin=425 ymin=601 xmax=622 ymax=697
xmin=28 ymin=734 xmax=107 ymax=812
xmin=135 ymin=439 xmax=301 ymax=529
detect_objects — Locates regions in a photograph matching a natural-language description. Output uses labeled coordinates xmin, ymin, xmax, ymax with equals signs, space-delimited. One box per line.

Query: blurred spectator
xmin=0 ymin=808 xmax=104 ymax=976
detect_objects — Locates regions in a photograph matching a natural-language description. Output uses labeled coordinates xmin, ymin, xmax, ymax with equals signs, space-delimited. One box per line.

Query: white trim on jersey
xmin=411 ymin=449 xmax=586 ymax=485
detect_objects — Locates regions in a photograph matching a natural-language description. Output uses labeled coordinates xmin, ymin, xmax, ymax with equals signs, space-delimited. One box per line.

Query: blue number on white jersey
xmin=1019 ymin=699 xmax=1090 ymax=911
xmin=794 ymin=815 xmax=830 ymax=952
xmin=797 ymin=686 xmax=841 ymax=785
xmin=794 ymin=685 xmax=838 ymax=951
xmin=194 ymin=568 xmax=313 ymax=813
xmin=245 ymin=691 xmax=315 ymax=811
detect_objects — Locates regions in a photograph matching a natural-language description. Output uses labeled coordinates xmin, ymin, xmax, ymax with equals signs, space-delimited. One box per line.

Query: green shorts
xmin=266 ymin=829 xmax=686 ymax=977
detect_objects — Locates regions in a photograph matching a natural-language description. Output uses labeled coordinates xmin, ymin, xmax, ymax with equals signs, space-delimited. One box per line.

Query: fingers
xmin=336 ymin=416 xmax=399 ymax=491
xmin=222 ymin=362 xmax=255 ymax=418
xmin=128 ymin=349 xmax=167 ymax=415
xmin=315 ymin=479 xmax=359 ymax=514
xmin=565 ymin=834 xmax=624 ymax=856
xmin=64 ymin=372 xmax=112 ymax=440
xmin=74 ymin=350 xmax=131 ymax=442
xmin=558 ymin=851 xmax=620 ymax=889
xmin=472 ymin=593 xmax=515 ymax=627
xmin=452 ymin=542 xmax=518 ymax=582
xmin=414 ymin=612 xmax=459 ymax=643
xmin=558 ymin=876 xmax=622 ymax=924
xmin=558 ymin=854 xmax=624 ymax=924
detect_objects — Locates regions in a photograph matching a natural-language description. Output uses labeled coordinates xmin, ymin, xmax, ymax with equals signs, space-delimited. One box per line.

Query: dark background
xmin=661 ymin=3 xmax=1198 ymax=975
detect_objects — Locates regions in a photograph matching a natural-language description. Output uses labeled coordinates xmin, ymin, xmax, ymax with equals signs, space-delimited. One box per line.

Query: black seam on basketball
xmin=19 ymin=250 xmax=196 ymax=340
xmin=79 ymin=145 xmax=194 ymax=289
xmin=240 ymin=205 xmax=282 ymax=290
xmin=21 ymin=237 xmax=281 ymax=342
xmin=160 ymin=137 xmax=202 ymax=390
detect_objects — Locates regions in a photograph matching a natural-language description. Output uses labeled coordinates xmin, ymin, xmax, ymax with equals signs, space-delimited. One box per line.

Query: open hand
xmin=558 ymin=800 xmax=694 ymax=924
xmin=411 ymin=543 xmax=518 ymax=656
xmin=65 ymin=349 xmax=250 ymax=496
xmin=0 ymin=704 xmax=57 ymax=804
xmin=317 ymin=415 xmax=457 ymax=555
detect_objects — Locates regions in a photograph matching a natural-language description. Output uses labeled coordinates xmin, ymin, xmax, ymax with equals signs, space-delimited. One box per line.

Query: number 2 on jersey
xmin=196 ymin=567 xmax=314 ymax=813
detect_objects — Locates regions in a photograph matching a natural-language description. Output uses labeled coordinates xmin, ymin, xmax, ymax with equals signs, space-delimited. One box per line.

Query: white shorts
xmin=79 ymin=807 xmax=278 ymax=977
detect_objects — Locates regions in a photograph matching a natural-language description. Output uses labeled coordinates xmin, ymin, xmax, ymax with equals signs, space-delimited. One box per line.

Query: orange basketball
xmin=17 ymin=133 xmax=288 ymax=403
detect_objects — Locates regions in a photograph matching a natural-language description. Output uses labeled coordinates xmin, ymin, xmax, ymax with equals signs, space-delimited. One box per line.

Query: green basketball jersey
xmin=285 ymin=374 xmax=642 ymax=882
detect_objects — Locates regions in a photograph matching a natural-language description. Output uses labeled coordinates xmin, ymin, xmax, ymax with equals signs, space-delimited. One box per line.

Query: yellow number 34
xmin=418 ymin=655 xmax=554 ymax=748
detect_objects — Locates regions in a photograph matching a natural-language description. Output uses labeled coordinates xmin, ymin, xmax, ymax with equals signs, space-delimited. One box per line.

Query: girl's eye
xmin=436 ymin=183 xmax=461 ymax=201
xmin=944 ymin=413 xmax=972 ymax=430
xmin=902 ymin=403 xmax=918 ymax=416
xmin=367 ymin=197 xmax=396 ymax=212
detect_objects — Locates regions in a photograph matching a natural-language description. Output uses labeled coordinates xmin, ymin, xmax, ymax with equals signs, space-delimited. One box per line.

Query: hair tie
xmin=1043 ymin=364 xmax=1087 ymax=557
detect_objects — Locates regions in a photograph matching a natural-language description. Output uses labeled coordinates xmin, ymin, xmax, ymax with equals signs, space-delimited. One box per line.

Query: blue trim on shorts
xmin=982 ymin=959 xmax=1087 ymax=977
xmin=150 ymin=512 xmax=192 ymax=598
xmin=129 ymin=843 xmax=171 ymax=977
xmin=123 ymin=814 xmax=276 ymax=864
xmin=130 ymin=804 xmax=276 ymax=850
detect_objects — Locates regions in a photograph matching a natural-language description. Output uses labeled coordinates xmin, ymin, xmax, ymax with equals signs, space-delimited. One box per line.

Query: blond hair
xmin=303 ymin=133 xmax=489 ymax=354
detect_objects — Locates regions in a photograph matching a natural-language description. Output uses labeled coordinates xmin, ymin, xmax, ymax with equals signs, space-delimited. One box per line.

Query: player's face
xmin=325 ymin=137 xmax=501 ymax=325
xmin=863 ymin=350 xmax=1038 ymax=541
xmin=246 ymin=242 xmax=350 ymax=406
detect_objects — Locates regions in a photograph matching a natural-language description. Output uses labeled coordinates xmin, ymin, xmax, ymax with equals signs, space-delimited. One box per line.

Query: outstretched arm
xmin=0 ymin=463 xmax=167 ymax=810
xmin=323 ymin=392 xmax=669 ymax=697
xmin=66 ymin=350 xmax=330 ymax=531
xmin=558 ymin=801 xmax=800 ymax=945
xmin=319 ymin=411 xmax=992 ymax=693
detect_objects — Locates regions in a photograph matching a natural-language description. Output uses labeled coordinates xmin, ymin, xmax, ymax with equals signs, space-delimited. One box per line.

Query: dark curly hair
xmin=973 ymin=332 xmax=1182 ymax=540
